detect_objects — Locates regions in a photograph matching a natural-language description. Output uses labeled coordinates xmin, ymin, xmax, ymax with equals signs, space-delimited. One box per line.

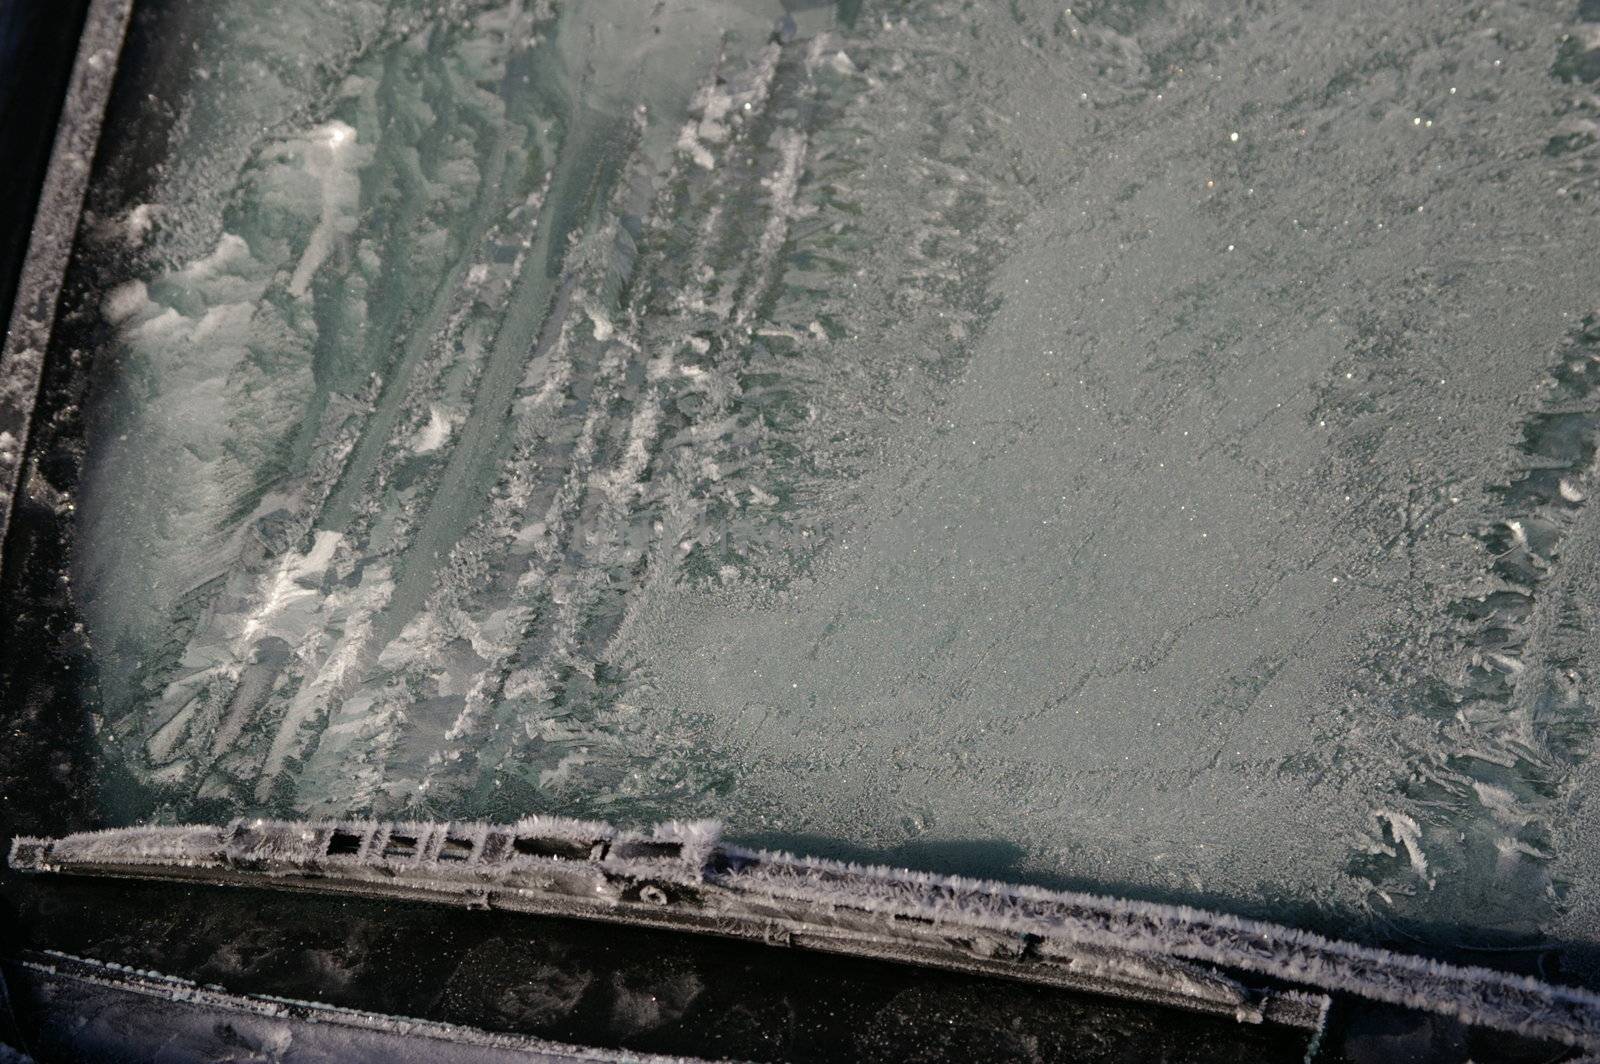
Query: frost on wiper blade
xmin=7 ymin=0 xmax=1600 ymax=1013
xmin=17 ymin=817 xmax=1600 ymax=1057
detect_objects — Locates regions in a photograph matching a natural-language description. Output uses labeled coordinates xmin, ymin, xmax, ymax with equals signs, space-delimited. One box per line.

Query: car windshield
xmin=11 ymin=0 xmax=1600 ymax=980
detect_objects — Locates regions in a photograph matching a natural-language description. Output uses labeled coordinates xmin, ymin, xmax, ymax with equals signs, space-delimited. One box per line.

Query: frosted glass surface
xmin=70 ymin=0 xmax=1600 ymax=954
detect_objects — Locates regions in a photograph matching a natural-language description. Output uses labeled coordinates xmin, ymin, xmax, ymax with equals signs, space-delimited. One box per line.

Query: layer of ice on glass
xmin=68 ymin=0 xmax=1600 ymax=963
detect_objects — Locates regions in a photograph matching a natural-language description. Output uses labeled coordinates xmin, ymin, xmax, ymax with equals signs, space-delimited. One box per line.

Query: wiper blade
xmin=14 ymin=815 xmax=1600 ymax=1051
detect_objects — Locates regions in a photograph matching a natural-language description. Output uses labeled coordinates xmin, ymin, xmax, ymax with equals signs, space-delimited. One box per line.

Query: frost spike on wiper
xmin=13 ymin=817 xmax=1600 ymax=1050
